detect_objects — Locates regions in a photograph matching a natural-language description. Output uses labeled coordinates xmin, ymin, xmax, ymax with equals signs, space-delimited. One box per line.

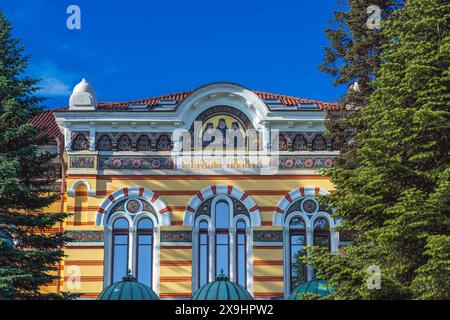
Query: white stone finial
xmin=69 ymin=77 xmax=96 ymax=110
xmin=349 ymin=81 xmax=360 ymax=93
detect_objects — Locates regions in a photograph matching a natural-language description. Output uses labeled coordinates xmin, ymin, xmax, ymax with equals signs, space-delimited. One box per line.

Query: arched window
xmin=136 ymin=218 xmax=153 ymax=287
xmin=112 ymin=218 xmax=129 ymax=283
xmin=236 ymin=220 xmax=247 ymax=287
xmin=106 ymin=197 xmax=159 ymax=288
xmin=198 ymin=220 xmax=209 ymax=288
xmin=215 ymin=201 xmax=230 ymax=277
xmin=192 ymin=194 xmax=253 ymax=291
xmin=289 ymin=217 xmax=307 ymax=291
xmin=313 ymin=217 xmax=330 ymax=249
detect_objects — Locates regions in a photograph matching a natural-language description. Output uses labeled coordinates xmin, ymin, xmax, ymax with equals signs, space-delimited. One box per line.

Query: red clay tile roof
xmin=94 ymin=90 xmax=338 ymax=111
xmin=31 ymin=89 xmax=339 ymax=139
xmin=30 ymin=108 xmax=66 ymax=141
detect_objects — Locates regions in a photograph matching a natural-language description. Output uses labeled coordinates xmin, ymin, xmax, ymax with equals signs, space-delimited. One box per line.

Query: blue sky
xmin=2 ymin=0 xmax=346 ymax=108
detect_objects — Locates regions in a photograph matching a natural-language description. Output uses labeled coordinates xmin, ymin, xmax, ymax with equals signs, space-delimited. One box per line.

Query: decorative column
xmin=229 ymin=227 xmax=236 ymax=282
xmin=129 ymin=226 xmax=136 ymax=277
xmin=208 ymin=228 xmax=215 ymax=282
xmin=306 ymin=226 xmax=314 ymax=281
xmin=103 ymin=226 xmax=112 ymax=286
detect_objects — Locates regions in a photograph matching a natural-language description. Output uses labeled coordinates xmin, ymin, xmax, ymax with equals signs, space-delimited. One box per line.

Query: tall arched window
xmin=136 ymin=218 xmax=153 ymax=287
xmin=198 ymin=220 xmax=209 ymax=288
xmin=236 ymin=220 xmax=247 ymax=287
xmin=289 ymin=217 xmax=307 ymax=291
xmin=106 ymin=198 xmax=159 ymax=289
xmin=192 ymin=193 xmax=254 ymax=292
xmin=112 ymin=218 xmax=129 ymax=283
xmin=215 ymin=201 xmax=230 ymax=277
xmin=313 ymin=217 xmax=331 ymax=249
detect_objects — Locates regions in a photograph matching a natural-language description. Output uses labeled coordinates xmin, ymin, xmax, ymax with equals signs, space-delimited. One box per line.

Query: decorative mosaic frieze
xmin=95 ymin=132 xmax=173 ymax=152
xmin=277 ymin=131 xmax=343 ymax=151
xmin=66 ymin=230 xmax=103 ymax=242
xmin=98 ymin=156 xmax=174 ymax=169
xmin=70 ymin=156 xmax=95 ymax=169
xmin=278 ymin=156 xmax=335 ymax=169
xmin=253 ymin=230 xmax=283 ymax=242
xmin=160 ymin=230 xmax=192 ymax=242
xmin=71 ymin=131 xmax=90 ymax=151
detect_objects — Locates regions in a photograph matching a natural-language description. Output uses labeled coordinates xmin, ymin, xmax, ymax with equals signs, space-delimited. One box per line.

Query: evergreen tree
xmin=308 ymin=0 xmax=450 ymax=299
xmin=0 ymin=11 xmax=72 ymax=299
xmin=321 ymin=0 xmax=400 ymax=171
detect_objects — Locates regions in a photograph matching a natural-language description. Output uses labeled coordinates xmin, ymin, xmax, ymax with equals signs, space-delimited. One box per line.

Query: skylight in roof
xmin=299 ymin=103 xmax=320 ymax=110
xmin=128 ymin=104 xmax=148 ymax=110
xmin=264 ymin=99 xmax=282 ymax=104
xmin=158 ymin=100 xmax=178 ymax=105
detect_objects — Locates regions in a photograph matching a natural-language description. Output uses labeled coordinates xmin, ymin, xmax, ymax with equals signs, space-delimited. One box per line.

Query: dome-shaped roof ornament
xmin=192 ymin=270 xmax=253 ymax=300
xmin=289 ymin=279 xmax=335 ymax=300
xmin=69 ymin=77 xmax=96 ymax=110
xmin=97 ymin=270 xmax=159 ymax=300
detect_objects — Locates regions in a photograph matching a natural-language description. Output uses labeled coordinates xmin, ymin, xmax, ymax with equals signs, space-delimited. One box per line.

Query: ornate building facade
xmin=33 ymin=80 xmax=347 ymax=299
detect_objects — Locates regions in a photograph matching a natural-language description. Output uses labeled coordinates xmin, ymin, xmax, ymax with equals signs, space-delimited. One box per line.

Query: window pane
xmin=138 ymin=218 xmax=153 ymax=229
xmin=237 ymin=220 xmax=246 ymax=230
xmin=199 ymin=220 xmax=208 ymax=229
xmin=314 ymin=235 xmax=330 ymax=248
xmin=216 ymin=233 xmax=229 ymax=277
xmin=112 ymin=234 xmax=128 ymax=283
xmin=113 ymin=218 xmax=129 ymax=229
xmin=290 ymin=234 xmax=306 ymax=290
xmin=137 ymin=234 xmax=152 ymax=287
xmin=199 ymin=233 xmax=208 ymax=287
xmin=289 ymin=217 xmax=305 ymax=229
xmin=313 ymin=218 xmax=329 ymax=230
xmin=215 ymin=201 xmax=229 ymax=228
xmin=237 ymin=233 xmax=246 ymax=287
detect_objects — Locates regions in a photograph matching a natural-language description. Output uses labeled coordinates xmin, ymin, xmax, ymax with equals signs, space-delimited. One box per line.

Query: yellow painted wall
xmin=43 ymin=173 xmax=334 ymax=299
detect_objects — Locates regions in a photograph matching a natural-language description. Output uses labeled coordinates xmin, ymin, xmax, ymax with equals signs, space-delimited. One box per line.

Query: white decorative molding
xmin=183 ymin=185 xmax=261 ymax=227
xmin=67 ymin=179 xmax=96 ymax=197
xmin=95 ymin=187 xmax=171 ymax=227
xmin=274 ymin=186 xmax=339 ymax=299
xmin=191 ymin=197 xmax=254 ymax=296
xmin=272 ymin=186 xmax=329 ymax=227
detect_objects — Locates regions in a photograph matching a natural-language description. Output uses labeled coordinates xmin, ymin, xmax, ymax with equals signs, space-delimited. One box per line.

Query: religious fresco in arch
xmin=189 ymin=105 xmax=256 ymax=150
xmin=200 ymin=115 xmax=247 ymax=149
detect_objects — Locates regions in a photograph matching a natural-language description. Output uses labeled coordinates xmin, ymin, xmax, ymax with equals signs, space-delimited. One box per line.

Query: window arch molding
xmin=184 ymin=185 xmax=261 ymax=227
xmin=67 ymin=179 xmax=96 ymax=197
xmin=190 ymin=189 xmax=256 ymax=296
xmin=97 ymin=187 xmax=171 ymax=294
xmin=275 ymin=187 xmax=339 ymax=299
xmin=96 ymin=187 xmax=171 ymax=227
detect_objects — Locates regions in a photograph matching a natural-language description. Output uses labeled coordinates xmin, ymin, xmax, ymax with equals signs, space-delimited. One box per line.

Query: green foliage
xmin=0 ymin=11 xmax=74 ymax=299
xmin=309 ymin=0 xmax=450 ymax=299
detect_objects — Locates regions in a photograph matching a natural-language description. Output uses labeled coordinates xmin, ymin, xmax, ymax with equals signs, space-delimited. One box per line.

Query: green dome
xmin=0 ymin=231 xmax=13 ymax=246
xmin=289 ymin=279 xmax=334 ymax=300
xmin=192 ymin=272 xmax=253 ymax=300
xmin=98 ymin=273 xmax=158 ymax=300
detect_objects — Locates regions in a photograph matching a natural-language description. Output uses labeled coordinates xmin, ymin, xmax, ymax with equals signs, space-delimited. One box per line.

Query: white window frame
xmin=192 ymin=195 xmax=254 ymax=294
xmin=103 ymin=201 xmax=160 ymax=293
